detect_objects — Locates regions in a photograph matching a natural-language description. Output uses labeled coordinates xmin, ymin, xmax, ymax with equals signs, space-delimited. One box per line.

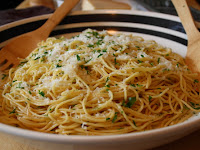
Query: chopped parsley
xmin=97 ymin=50 xmax=101 ymax=53
xmin=141 ymin=55 xmax=144 ymax=58
xmin=29 ymin=91 xmax=32 ymax=94
xmin=34 ymin=56 xmax=40 ymax=60
xmin=87 ymin=44 xmax=94 ymax=48
xmin=113 ymin=53 xmax=118 ymax=65
xmin=97 ymin=53 xmax=103 ymax=58
xmin=96 ymin=40 xmax=103 ymax=46
xmin=122 ymin=99 xmax=126 ymax=106
xmin=80 ymin=65 xmax=84 ymax=69
xmin=149 ymin=96 xmax=152 ymax=102
xmin=19 ymin=60 xmax=28 ymax=66
xmin=157 ymin=57 xmax=160 ymax=64
xmin=137 ymin=60 xmax=143 ymax=63
xmin=112 ymin=112 xmax=118 ymax=123
xmin=16 ymin=82 xmax=24 ymax=89
xmin=150 ymin=62 xmax=154 ymax=66
xmin=85 ymin=35 xmax=91 ymax=39
xmin=135 ymin=46 xmax=141 ymax=50
xmin=133 ymin=120 xmax=137 ymax=126
xmin=56 ymin=64 xmax=62 ymax=68
xmin=105 ymin=84 xmax=110 ymax=88
xmin=39 ymin=90 xmax=45 ymax=97
xmin=194 ymin=79 xmax=199 ymax=83
xmin=102 ymin=49 xmax=107 ymax=52
xmin=1 ymin=74 xmax=7 ymax=80
xmin=111 ymin=47 xmax=117 ymax=51
xmin=9 ymin=108 xmax=16 ymax=114
xmin=106 ymin=77 xmax=110 ymax=83
xmin=106 ymin=118 xmax=110 ymax=121
xmin=76 ymin=54 xmax=81 ymax=61
xmin=82 ymin=66 xmax=90 ymax=74
xmin=85 ymin=58 xmax=92 ymax=63
xmin=130 ymin=84 xmax=143 ymax=88
xmin=163 ymin=68 xmax=170 ymax=72
xmin=125 ymin=97 xmax=136 ymax=108
xmin=87 ymin=31 xmax=99 ymax=38
xmin=190 ymin=102 xmax=200 ymax=110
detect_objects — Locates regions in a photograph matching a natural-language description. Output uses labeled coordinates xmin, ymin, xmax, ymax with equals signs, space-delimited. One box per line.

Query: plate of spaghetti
xmin=0 ymin=10 xmax=199 ymax=150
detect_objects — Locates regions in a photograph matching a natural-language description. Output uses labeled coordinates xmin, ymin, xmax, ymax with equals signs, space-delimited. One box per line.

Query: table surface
xmin=1 ymin=0 xmax=200 ymax=149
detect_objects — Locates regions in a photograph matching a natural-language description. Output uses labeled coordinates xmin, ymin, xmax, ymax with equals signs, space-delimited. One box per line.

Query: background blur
xmin=1 ymin=0 xmax=199 ymax=19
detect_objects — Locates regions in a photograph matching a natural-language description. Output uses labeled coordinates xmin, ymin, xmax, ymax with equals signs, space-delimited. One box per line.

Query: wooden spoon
xmin=0 ymin=0 xmax=79 ymax=71
xmin=172 ymin=0 xmax=200 ymax=74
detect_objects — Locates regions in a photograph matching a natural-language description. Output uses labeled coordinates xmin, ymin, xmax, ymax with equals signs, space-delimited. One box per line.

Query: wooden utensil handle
xmin=172 ymin=0 xmax=199 ymax=42
xmin=39 ymin=0 xmax=79 ymax=34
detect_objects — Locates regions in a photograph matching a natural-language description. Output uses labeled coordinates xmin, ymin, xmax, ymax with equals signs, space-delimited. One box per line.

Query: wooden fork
xmin=172 ymin=0 xmax=200 ymax=75
xmin=0 ymin=0 xmax=79 ymax=71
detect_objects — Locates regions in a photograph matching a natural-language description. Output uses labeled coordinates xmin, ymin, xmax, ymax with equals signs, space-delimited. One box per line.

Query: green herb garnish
xmin=39 ymin=90 xmax=45 ymax=97
xmin=106 ymin=77 xmax=109 ymax=83
xmin=122 ymin=99 xmax=126 ymax=106
xmin=112 ymin=112 xmax=118 ymax=123
xmin=105 ymin=84 xmax=110 ymax=88
xmin=1 ymin=74 xmax=7 ymax=80
xmin=137 ymin=60 xmax=143 ymax=63
xmin=76 ymin=54 xmax=81 ymax=61
xmin=133 ymin=120 xmax=137 ymax=126
xmin=102 ymin=49 xmax=107 ymax=52
xmin=87 ymin=44 xmax=94 ymax=48
xmin=150 ymin=62 xmax=154 ymax=66
xmin=157 ymin=57 xmax=160 ymax=64
xmin=149 ymin=96 xmax=152 ymax=102
xmin=106 ymin=118 xmax=110 ymax=121
xmin=135 ymin=46 xmax=141 ymax=50
xmin=190 ymin=102 xmax=200 ymax=110
xmin=56 ymin=64 xmax=62 ymax=68
xmin=34 ymin=57 xmax=40 ymax=60
xmin=97 ymin=54 xmax=103 ymax=58
xmin=16 ymin=82 xmax=24 ymax=89
xmin=9 ymin=108 xmax=16 ymax=114
xmin=125 ymin=97 xmax=136 ymax=108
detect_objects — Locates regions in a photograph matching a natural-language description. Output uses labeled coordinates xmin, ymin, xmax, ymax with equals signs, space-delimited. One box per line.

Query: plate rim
xmin=0 ymin=10 xmax=181 ymax=32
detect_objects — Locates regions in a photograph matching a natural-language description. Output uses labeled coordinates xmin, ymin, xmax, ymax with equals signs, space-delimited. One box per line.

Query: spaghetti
xmin=0 ymin=29 xmax=200 ymax=135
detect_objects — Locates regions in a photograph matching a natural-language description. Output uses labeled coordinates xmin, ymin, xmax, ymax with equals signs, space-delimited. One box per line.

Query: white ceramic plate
xmin=0 ymin=10 xmax=199 ymax=150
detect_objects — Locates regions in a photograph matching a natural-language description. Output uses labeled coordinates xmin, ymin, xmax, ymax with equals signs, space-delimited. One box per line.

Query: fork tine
xmin=0 ymin=61 xmax=13 ymax=71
